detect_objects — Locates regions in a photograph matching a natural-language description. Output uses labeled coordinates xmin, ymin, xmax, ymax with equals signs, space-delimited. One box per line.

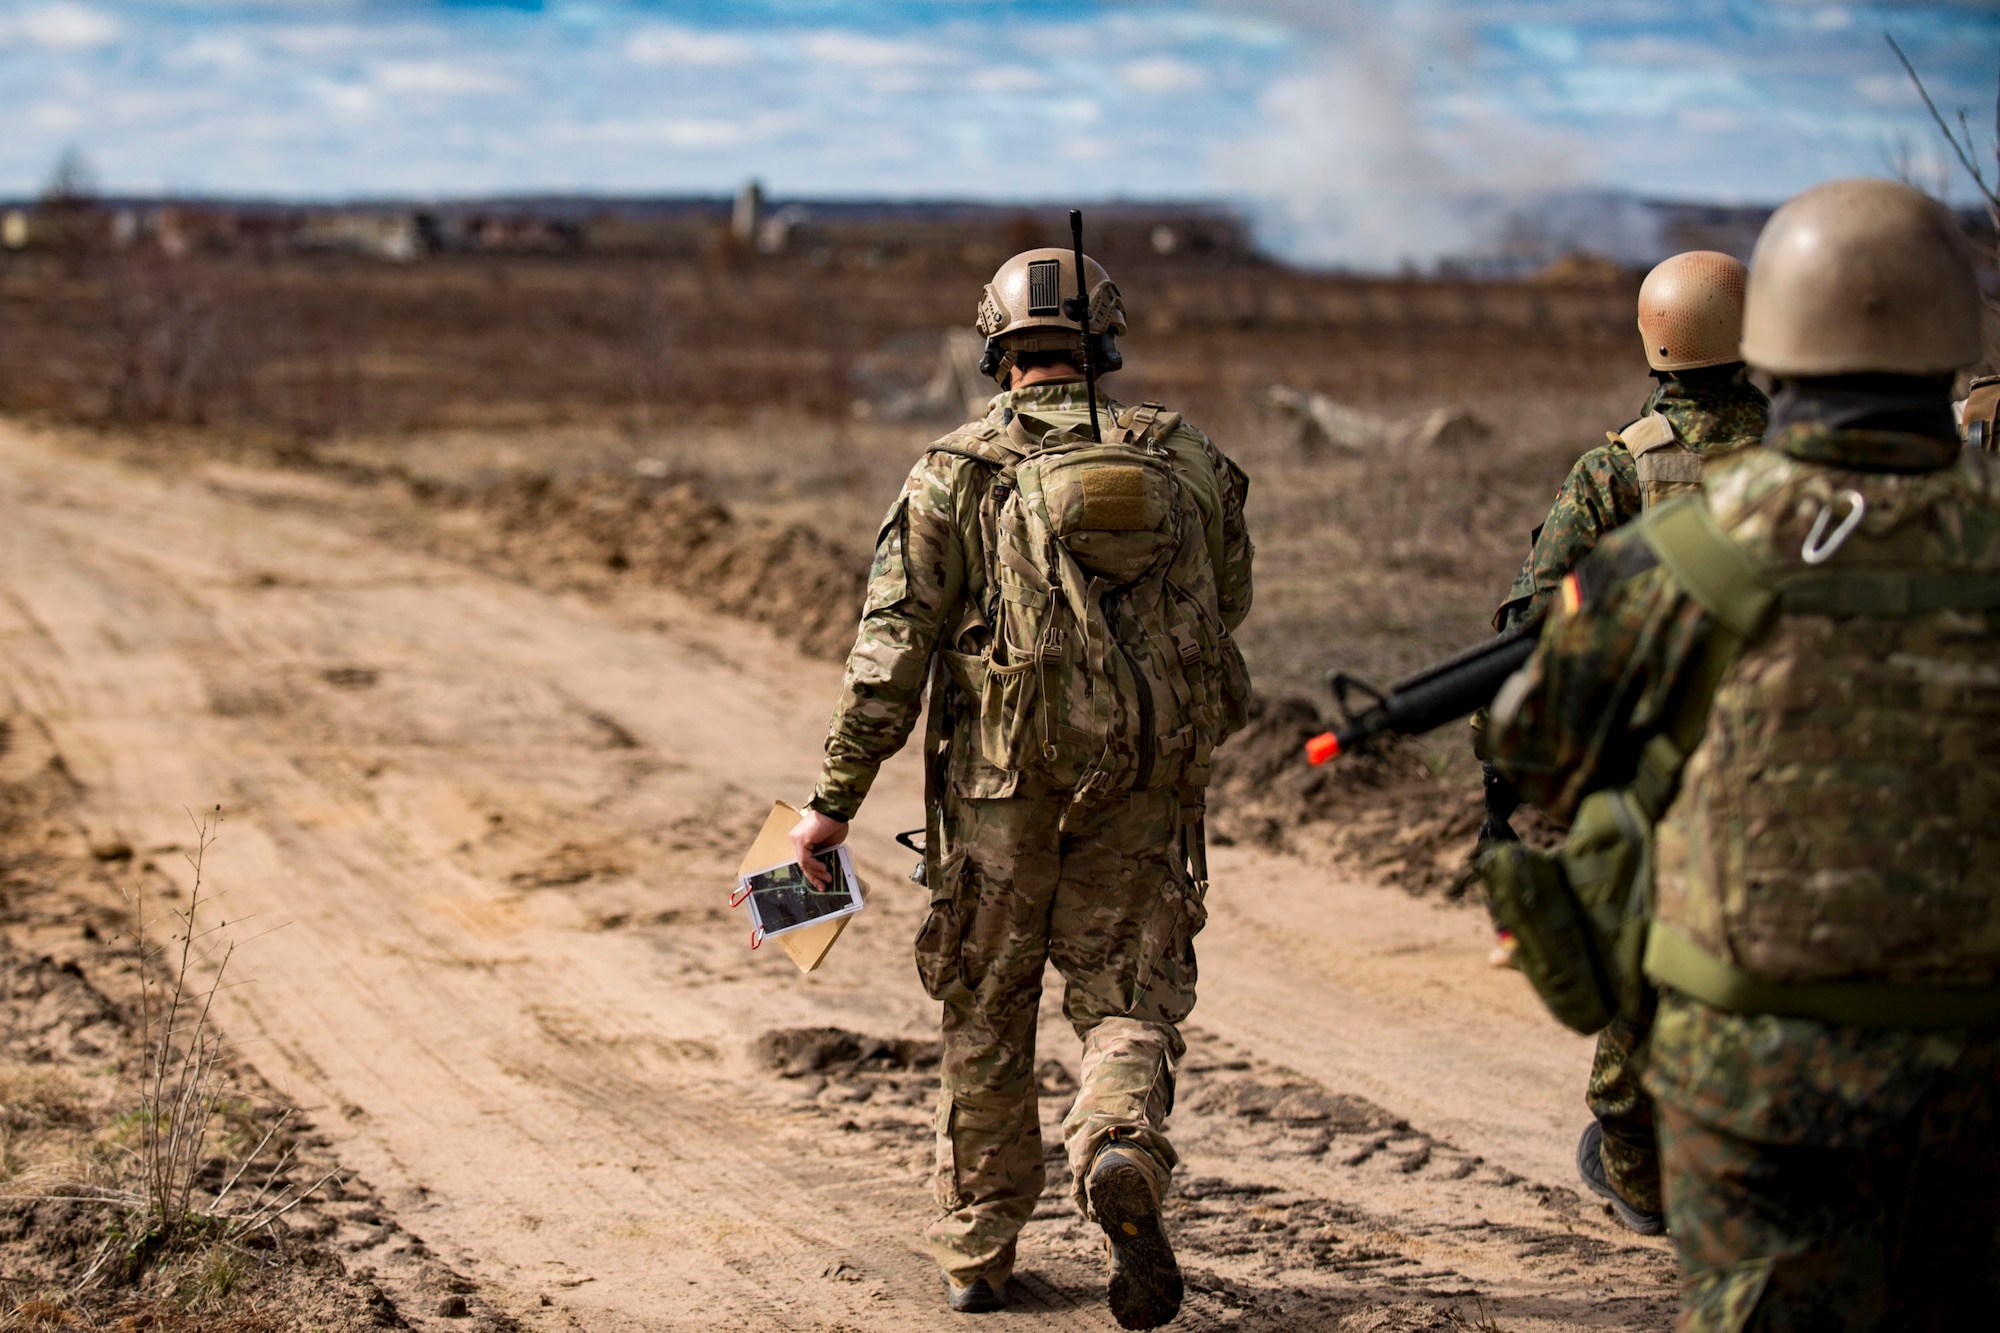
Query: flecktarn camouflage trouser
xmin=918 ymin=785 xmax=1202 ymax=1286
xmin=1588 ymin=988 xmax=1661 ymax=1213
xmin=1654 ymin=1012 xmax=2000 ymax=1331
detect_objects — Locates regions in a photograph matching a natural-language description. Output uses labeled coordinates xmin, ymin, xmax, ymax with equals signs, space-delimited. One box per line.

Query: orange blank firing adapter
xmin=1305 ymin=731 xmax=1339 ymax=765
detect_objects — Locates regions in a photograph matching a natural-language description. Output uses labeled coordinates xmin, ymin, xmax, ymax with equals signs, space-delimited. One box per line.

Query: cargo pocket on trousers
xmin=1130 ymin=877 xmax=1208 ymax=1013
xmin=914 ymin=849 xmax=976 ymax=1005
xmin=934 ymin=1091 xmax=964 ymax=1211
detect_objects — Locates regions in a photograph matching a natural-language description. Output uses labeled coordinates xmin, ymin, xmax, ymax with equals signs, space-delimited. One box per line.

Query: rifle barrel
xmin=1306 ymin=621 xmax=1540 ymax=763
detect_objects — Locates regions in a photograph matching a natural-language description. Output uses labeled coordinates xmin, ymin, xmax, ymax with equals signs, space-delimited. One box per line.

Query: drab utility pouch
xmin=1480 ymin=840 xmax=1617 ymax=1035
xmin=914 ymin=848 xmax=975 ymax=1005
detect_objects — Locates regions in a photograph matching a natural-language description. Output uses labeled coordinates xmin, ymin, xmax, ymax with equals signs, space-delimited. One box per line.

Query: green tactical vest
xmin=930 ymin=402 xmax=1250 ymax=813
xmin=1483 ymin=447 xmax=2000 ymax=1033
xmin=1645 ymin=477 xmax=2000 ymax=1025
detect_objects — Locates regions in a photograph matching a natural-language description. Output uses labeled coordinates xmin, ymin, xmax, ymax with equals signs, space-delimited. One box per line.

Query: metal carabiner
xmin=1801 ymin=490 xmax=1867 ymax=566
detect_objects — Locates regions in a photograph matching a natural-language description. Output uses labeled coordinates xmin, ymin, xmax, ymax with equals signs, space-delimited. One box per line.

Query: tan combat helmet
xmin=1637 ymin=250 xmax=1748 ymax=371
xmin=975 ymin=248 xmax=1127 ymax=383
xmin=1741 ymin=178 xmax=1982 ymax=377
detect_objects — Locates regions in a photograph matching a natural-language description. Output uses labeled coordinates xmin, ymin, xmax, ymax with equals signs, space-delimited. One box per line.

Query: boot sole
xmin=1093 ymin=1161 xmax=1183 ymax=1330
xmin=1576 ymin=1121 xmax=1666 ymax=1237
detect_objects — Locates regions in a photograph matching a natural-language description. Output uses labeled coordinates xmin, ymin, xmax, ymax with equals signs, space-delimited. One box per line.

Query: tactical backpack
xmin=1481 ymin=487 xmax=2000 ymax=1035
xmin=933 ymin=403 xmax=1250 ymax=821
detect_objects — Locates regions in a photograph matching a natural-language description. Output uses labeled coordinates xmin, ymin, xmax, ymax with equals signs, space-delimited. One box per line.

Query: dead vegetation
xmin=0 ymin=725 xmax=412 ymax=1330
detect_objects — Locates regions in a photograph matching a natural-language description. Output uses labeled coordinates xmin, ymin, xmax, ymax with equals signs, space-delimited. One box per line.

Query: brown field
xmin=0 ymin=244 xmax=1652 ymax=699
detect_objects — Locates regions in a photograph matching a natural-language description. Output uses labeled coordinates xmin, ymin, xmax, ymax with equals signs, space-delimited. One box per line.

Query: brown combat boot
xmin=944 ymin=1276 xmax=1006 ymax=1314
xmin=1088 ymin=1144 xmax=1182 ymax=1329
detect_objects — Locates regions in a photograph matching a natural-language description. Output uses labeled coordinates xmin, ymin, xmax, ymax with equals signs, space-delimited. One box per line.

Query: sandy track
xmin=0 ymin=424 xmax=1673 ymax=1330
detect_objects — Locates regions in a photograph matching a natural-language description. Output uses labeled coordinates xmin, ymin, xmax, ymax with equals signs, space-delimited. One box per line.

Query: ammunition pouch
xmin=1478 ymin=781 xmax=1657 ymax=1036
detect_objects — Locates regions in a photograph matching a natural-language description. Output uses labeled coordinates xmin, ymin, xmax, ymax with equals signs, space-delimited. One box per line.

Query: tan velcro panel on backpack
xmin=1076 ymin=466 xmax=1154 ymax=531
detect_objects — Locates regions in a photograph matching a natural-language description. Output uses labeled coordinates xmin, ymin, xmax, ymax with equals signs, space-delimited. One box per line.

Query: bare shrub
xmin=10 ymin=807 xmax=335 ymax=1297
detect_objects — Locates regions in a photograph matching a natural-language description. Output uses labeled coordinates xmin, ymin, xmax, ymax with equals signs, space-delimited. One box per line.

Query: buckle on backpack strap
xmin=1171 ymin=623 xmax=1202 ymax=666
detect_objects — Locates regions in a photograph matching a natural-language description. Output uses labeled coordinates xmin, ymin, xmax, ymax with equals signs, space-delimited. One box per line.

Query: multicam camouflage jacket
xmin=809 ymin=381 xmax=1254 ymax=822
xmin=1488 ymin=421 xmax=2000 ymax=1142
xmin=1493 ymin=375 xmax=1768 ymax=631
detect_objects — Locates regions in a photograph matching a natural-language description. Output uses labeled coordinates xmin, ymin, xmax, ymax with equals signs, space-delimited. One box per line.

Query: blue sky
xmin=1 ymin=1 xmax=1995 ymax=266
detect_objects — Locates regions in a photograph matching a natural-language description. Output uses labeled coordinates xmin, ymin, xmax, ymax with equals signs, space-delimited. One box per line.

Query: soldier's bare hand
xmin=789 ymin=809 xmax=848 ymax=888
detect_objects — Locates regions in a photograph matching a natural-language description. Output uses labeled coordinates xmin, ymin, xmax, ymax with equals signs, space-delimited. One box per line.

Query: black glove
xmin=1478 ymin=761 xmax=1520 ymax=844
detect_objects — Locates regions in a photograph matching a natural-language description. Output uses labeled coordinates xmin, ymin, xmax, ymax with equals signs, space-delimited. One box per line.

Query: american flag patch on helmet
xmin=1027 ymin=259 xmax=1062 ymax=316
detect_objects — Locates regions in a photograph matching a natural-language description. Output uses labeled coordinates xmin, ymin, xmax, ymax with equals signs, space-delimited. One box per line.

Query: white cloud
xmin=0 ymin=2 xmax=118 ymax=50
xmin=799 ymin=30 xmax=944 ymax=69
xmin=371 ymin=59 xmax=514 ymax=96
xmin=178 ymin=33 xmax=259 ymax=71
xmin=966 ymin=65 xmax=1049 ymax=94
xmin=306 ymin=76 xmax=378 ymax=119
xmin=1855 ymin=73 xmax=1921 ymax=105
xmin=1122 ymin=56 xmax=1208 ymax=95
xmin=550 ymin=112 xmax=803 ymax=151
xmin=625 ymin=23 xmax=755 ymax=69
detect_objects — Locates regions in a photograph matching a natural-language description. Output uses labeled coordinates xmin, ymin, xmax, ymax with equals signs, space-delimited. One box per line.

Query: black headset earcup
xmin=979 ymin=338 xmax=1005 ymax=381
xmin=1093 ymin=332 xmax=1123 ymax=373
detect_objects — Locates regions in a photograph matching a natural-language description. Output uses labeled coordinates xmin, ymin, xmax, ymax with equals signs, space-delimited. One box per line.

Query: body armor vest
xmin=1621 ymin=413 xmax=1747 ymax=510
xmin=1650 ymin=451 xmax=2000 ymax=1003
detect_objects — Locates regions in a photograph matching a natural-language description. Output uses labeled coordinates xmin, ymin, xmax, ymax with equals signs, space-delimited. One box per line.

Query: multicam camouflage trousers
xmin=1651 ymin=1003 xmax=2000 ymax=1331
xmin=1587 ymin=989 xmax=1661 ymax=1214
xmin=916 ymin=785 xmax=1203 ymax=1287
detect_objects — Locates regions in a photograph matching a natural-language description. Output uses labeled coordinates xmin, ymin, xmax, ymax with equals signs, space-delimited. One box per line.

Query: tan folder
xmin=737 ymin=800 xmax=851 ymax=974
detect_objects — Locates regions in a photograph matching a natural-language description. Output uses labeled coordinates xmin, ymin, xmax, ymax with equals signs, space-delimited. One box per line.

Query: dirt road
xmin=0 ymin=423 xmax=1675 ymax=1330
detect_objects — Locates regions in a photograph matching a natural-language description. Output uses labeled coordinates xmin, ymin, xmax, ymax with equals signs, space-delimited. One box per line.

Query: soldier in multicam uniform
xmin=788 ymin=247 xmax=1253 ymax=1324
xmin=1482 ymin=252 xmax=1769 ymax=1238
xmin=1487 ymin=178 xmax=2000 ymax=1328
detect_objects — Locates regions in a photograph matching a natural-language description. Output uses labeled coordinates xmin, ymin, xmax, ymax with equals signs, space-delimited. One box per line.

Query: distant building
xmin=732 ymin=180 xmax=765 ymax=245
xmin=1 ymin=209 xmax=27 ymax=249
xmin=294 ymin=211 xmax=422 ymax=262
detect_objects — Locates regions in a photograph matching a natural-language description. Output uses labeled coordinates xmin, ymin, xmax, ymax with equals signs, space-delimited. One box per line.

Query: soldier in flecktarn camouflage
xmin=1484 ymin=252 xmax=1768 ymax=1238
xmin=1487 ymin=178 xmax=2000 ymax=1328
xmin=787 ymin=244 xmax=1253 ymax=1325
xmin=1492 ymin=250 xmax=1769 ymax=635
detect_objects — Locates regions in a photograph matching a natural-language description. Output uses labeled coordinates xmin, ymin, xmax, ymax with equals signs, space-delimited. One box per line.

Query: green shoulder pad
xmin=1637 ymin=496 xmax=1776 ymax=638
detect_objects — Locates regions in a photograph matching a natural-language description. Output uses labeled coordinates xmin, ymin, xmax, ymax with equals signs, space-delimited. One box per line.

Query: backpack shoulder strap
xmin=1618 ymin=412 xmax=1679 ymax=458
xmin=1114 ymin=401 xmax=1185 ymax=452
xmin=1636 ymin=495 xmax=1777 ymax=638
xmin=927 ymin=422 xmax=1023 ymax=470
xmin=1624 ymin=496 xmax=1779 ymax=815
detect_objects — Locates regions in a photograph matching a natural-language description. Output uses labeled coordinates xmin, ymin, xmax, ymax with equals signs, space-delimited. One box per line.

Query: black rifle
xmin=1306 ymin=618 xmax=1540 ymax=764
xmin=1064 ymin=208 xmax=1102 ymax=443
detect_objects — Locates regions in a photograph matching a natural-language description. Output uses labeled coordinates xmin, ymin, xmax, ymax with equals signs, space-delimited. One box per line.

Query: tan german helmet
xmin=1637 ymin=251 xmax=1748 ymax=371
xmin=1741 ymin=178 xmax=1982 ymax=377
xmin=976 ymin=248 xmax=1126 ymax=382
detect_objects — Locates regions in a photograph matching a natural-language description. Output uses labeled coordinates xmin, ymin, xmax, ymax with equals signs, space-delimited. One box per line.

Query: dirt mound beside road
xmin=439 ymin=469 xmax=870 ymax=660
xmin=408 ymin=465 xmax=1523 ymax=897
